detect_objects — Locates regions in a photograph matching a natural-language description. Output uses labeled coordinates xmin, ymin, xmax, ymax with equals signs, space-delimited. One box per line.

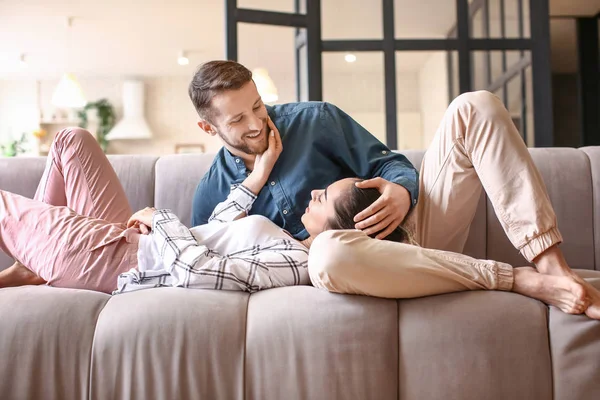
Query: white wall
xmin=0 ymin=80 xmax=39 ymax=145
xmin=418 ymin=52 xmax=450 ymax=148
xmin=323 ymin=70 xmax=425 ymax=150
xmin=1 ymin=68 xmax=432 ymax=155
xmin=351 ymin=112 xmax=422 ymax=150
xmin=0 ymin=76 xmax=220 ymax=155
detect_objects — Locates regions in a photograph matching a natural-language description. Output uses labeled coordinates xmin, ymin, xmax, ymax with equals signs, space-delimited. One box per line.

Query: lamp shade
xmin=252 ymin=68 xmax=278 ymax=103
xmin=51 ymin=73 xmax=86 ymax=108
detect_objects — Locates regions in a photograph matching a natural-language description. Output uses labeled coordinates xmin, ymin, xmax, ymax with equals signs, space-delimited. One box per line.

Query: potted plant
xmin=0 ymin=133 xmax=28 ymax=157
xmin=78 ymin=99 xmax=116 ymax=152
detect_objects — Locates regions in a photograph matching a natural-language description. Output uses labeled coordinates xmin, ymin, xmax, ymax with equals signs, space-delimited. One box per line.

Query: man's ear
xmin=197 ymin=120 xmax=216 ymax=136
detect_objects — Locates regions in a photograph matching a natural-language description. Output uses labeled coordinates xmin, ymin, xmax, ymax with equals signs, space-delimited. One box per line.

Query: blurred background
xmin=0 ymin=0 xmax=598 ymax=156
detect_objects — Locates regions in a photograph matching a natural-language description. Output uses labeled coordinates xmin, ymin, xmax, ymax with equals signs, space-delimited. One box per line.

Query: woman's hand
xmin=243 ymin=117 xmax=283 ymax=195
xmin=127 ymin=207 xmax=156 ymax=234
xmin=252 ymin=117 xmax=282 ymax=180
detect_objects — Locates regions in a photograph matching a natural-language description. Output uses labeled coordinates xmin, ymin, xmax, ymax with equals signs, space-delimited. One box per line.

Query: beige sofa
xmin=0 ymin=148 xmax=599 ymax=400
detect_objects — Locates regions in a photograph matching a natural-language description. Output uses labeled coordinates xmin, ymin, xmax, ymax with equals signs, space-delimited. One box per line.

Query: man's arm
xmin=321 ymin=103 xmax=419 ymax=238
xmin=322 ymin=103 xmax=419 ymax=204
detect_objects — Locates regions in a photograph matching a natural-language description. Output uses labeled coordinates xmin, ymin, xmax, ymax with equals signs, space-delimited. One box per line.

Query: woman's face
xmin=301 ymin=178 xmax=357 ymax=237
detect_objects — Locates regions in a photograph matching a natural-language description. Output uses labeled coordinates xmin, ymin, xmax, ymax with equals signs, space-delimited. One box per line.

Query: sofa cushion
xmin=549 ymin=270 xmax=600 ymax=400
xmin=0 ymin=286 xmax=109 ymax=400
xmin=90 ymin=288 xmax=248 ymax=400
xmin=581 ymin=147 xmax=600 ymax=270
xmin=107 ymin=155 xmax=158 ymax=212
xmin=486 ymin=148 xmax=595 ymax=269
xmin=154 ymin=153 xmax=216 ymax=227
xmin=397 ymin=291 xmax=553 ymax=400
xmin=245 ymin=286 xmax=398 ymax=400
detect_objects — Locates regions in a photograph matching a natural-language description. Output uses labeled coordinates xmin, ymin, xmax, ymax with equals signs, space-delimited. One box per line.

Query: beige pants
xmin=309 ymin=91 xmax=562 ymax=298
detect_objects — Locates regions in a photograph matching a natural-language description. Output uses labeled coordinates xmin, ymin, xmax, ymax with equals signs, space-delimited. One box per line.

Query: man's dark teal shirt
xmin=191 ymin=102 xmax=419 ymax=240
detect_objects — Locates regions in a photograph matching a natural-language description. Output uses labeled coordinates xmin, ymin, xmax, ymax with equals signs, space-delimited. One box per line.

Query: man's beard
xmin=217 ymin=126 xmax=268 ymax=155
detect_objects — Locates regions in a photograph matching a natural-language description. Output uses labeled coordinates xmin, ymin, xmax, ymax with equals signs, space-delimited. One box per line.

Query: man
xmin=188 ymin=60 xmax=600 ymax=319
xmin=189 ymin=60 xmax=417 ymax=241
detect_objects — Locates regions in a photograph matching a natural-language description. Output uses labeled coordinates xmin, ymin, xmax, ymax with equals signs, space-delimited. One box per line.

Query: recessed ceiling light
xmin=178 ymin=51 xmax=189 ymax=66
xmin=345 ymin=54 xmax=357 ymax=63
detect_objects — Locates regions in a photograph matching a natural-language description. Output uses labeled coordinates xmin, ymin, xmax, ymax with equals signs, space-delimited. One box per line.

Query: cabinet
xmin=36 ymin=119 xmax=80 ymax=156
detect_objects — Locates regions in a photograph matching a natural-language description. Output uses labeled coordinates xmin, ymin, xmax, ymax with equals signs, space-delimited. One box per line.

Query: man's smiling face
xmin=208 ymin=81 xmax=270 ymax=156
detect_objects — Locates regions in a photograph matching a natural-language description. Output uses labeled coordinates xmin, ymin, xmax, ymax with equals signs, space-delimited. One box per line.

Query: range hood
xmin=106 ymin=80 xmax=153 ymax=140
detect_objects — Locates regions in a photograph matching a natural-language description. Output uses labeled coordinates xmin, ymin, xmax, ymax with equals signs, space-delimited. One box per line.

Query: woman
xmin=0 ymin=121 xmax=310 ymax=295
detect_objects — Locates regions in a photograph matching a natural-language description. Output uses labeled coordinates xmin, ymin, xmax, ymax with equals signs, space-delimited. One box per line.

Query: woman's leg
xmin=6 ymin=127 xmax=133 ymax=285
xmin=34 ymin=127 xmax=132 ymax=221
xmin=309 ymin=230 xmax=589 ymax=315
xmin=415 ymin=90 xmax=599 ymax=319
xmin=0 ymin=190 xmax=137 ymax=294
xmin=0 ymin=263 xmax=45 ymax=287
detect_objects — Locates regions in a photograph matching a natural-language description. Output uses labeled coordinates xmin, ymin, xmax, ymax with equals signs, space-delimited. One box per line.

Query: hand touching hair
xmin=327 ymin=180 xmax=416 ymax=244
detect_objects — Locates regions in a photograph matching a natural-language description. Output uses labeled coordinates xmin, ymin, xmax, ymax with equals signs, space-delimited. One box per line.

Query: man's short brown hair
xmin=188 ymin=60 xmax=253 ymax=122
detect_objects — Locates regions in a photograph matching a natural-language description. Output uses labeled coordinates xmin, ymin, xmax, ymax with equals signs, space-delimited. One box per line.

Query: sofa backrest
xmin=150 ymin=148 xmax=599 ymax=271
xmin=1 ymin=148 xmax=598 ymax=271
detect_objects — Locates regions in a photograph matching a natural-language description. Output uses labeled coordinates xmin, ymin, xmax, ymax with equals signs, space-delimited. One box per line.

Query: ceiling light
xmin=51 ymin=73 xmax=86 ymax=108
xmin=252 ymin=68 xmax=278 ymax=104
xmin=178 ymin=51 xmax=189 ymax=66
xmin=19 ymin=53 xmax=27 ymax=68
xmin=51 ymin=17 xmax=86 ymax=109
xmin=345 ymin=54 xmax=357 ymax=63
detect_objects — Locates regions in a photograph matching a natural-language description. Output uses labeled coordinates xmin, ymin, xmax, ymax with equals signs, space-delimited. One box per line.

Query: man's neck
xmin=227 ymin=148 xmax=256 ymax=171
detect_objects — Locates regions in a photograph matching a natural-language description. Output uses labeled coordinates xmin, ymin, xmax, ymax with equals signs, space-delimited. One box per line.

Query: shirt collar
xmin=223 ymin=148 xmax=248 ymax=176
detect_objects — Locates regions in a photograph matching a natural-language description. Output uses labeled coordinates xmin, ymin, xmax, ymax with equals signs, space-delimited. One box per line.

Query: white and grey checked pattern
xmin=208 ymin=184 xmax=256 ymax=223
xmin=114 ymin=185 xmax=309 ymax=294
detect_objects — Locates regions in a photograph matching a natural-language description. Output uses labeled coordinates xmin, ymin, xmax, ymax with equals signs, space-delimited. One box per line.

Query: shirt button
xmin=382 ymin=150 xmax=388 ymax=155
xmin=283 ymin=209 xmax=288 ymax=215
xmin=270 ymin=181 xmax=276 ymax=186
xmin=235 ymin=158 xmax=240 ymax=163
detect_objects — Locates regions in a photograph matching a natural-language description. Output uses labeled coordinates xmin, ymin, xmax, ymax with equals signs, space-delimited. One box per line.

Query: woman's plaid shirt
xmin=114 ymin=185 xmax=309 ymax=294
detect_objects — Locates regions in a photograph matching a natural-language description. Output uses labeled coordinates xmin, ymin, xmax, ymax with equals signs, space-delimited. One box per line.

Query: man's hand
xmin=127 ymin=207 xmax=156 ymax=234
xmin=353 ymin=178 xmax=412 ymax=239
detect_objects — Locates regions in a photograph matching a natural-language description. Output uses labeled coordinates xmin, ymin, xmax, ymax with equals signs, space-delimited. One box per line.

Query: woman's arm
xmin=208 ymin=117 xmax=283 ymax=224
xmin=207 ymin=184 xmax=258 ymax=223
xmin=127 ymin=118 xmax=283 ymax=229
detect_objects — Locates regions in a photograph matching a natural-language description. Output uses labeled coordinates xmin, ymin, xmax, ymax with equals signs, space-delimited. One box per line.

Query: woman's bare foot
xmin=0 ymin=261 xmax=46 ymax=288
xmin=513 ymin=267 xmax=589 ymax=315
